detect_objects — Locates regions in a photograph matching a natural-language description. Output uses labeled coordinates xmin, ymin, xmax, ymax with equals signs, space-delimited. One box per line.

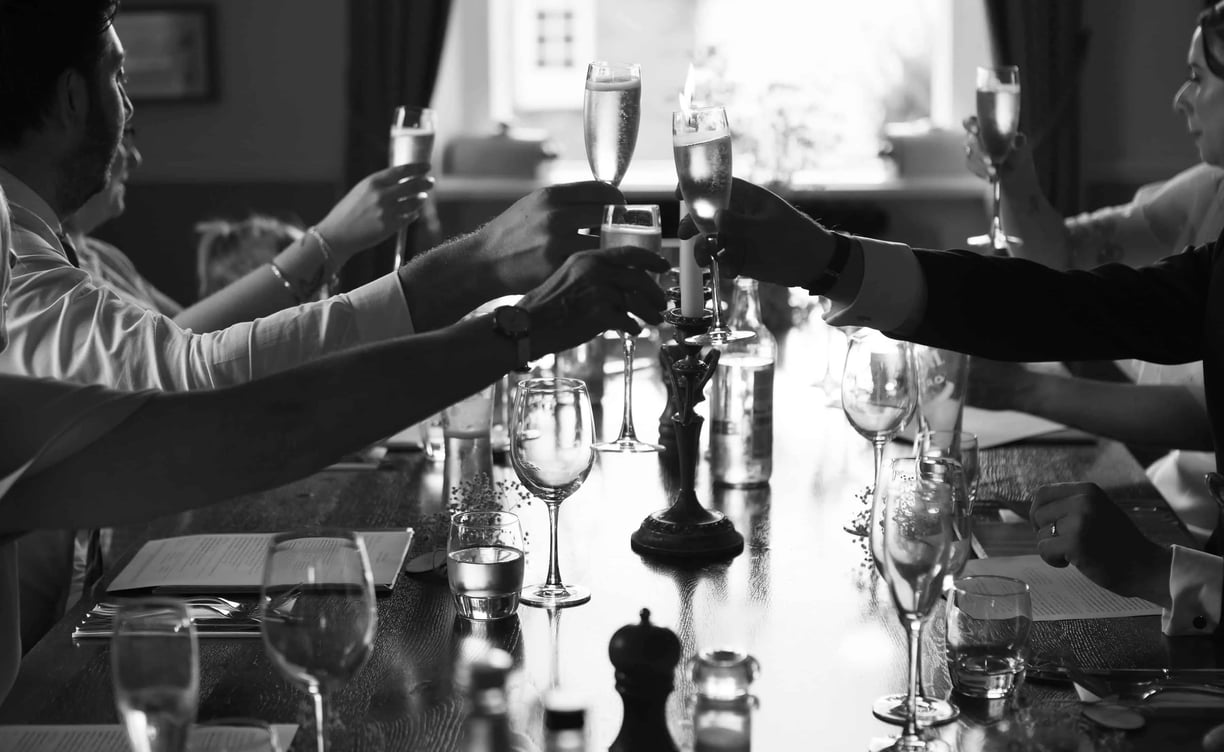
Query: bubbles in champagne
xmin=673 ymin=132 xmax=732 ymax=234
xmin=976 ymin=84 xmax=1020 ymax=166
xmin=584 ymin=79 xmax=641 ymax=186
xmin=389 ymin=127 xmax=435 ymax=167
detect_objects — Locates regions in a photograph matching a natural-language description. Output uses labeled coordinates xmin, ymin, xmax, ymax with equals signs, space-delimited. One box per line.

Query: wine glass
xmin=261 ymin=530 xmax=378 ymax=752
xmin=389 ymin=105 xmax=436 ymax=269
xmin=876 ymin=458 xmax=957 ymax=752
xmin=870 ymin=457 xmax=971 ymax=727
xmin=112 ymin=598 xmax=199 ymax=752
xmin=967 ymin=66 xmax=1021 ymax=254
xmin=584 ymin=61 xmax=641 ymax=187
xmin=672 ymin=105 xmax=752 ymax=346
xmin=841 ymin=330 xmax=916 ymax=493
xmin=510 ymin=377 xmax=596 ymax=607
xmin=595 ymin=204 xmax=664 ymax=453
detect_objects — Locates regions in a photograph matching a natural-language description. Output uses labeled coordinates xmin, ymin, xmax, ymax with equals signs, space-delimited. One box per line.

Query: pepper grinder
xmin=608 ymin=609 xmax=680 ymax=752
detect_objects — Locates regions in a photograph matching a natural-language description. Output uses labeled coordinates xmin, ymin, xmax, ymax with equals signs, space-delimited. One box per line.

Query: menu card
xmin=0 ymin=725 xmax=297 ymax=751
xmin=961 ymin=555 xmax=1162 ymax=621
xmin=107 ymin=530 xmax=413 ymax=594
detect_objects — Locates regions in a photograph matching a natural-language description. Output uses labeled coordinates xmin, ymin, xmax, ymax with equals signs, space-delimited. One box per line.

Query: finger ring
xmin=1050 ymin=521 xmax=1058 ymax=538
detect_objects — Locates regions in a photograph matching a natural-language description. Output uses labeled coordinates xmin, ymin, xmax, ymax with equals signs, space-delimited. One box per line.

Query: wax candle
xmin=679 ymin=201 xmax=704 ymax=317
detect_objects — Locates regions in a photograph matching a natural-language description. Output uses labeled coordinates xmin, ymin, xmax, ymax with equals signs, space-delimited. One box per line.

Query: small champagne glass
xmin=261 ymin=530 xmax=377 ymax=752
xmin=389 ymin=105 xmax=436 ymax=269
xmin=584 ymin=61 xmax=641 ymax=187
xmin=595 ymin=204 xmax=664 ymax=453
xmin=967 ymin=66 xmax=1022 ymax=254
xmin=510 ymin=377 xmax=596 ymax=608
xmin=876 ymin=458 xmax=956 ymax=752
xmin=841 ymin=330 xmax=916 ymax=493
xmin=112 ymin=598 xmax=199 ymax=752
xmin=673 ymin=105 xmax=752 ymax=346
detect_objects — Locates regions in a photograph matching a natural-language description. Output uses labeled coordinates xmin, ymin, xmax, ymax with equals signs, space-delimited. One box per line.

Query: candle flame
xmin=678 ymin=64 xmax=696 ymax=120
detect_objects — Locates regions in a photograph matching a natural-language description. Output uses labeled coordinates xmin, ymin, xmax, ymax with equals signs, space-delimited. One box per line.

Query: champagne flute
xmin=389 ymin=105 xmax=436 ymax=269
xmin=672 ymin=105 xmax=752 ymax=346
xmin=510 ymin=377 xmax=596 ymax=607
xmin=584 ymin=61 xmax=641 ymax=187
xmin=112 ymin=598 xmax=199 ymax=752
xmin=841 ymin=330 xmax=916 ymax=493
xmin=967 ymin=66 xmax=1021 ymax=254
xmin=595 ymin=204 xmax=664 ymax=453
xmin=876 ymin=458 xmax=956 ymax=752
xmin=261 ymin=530 xmax=378 ymax=752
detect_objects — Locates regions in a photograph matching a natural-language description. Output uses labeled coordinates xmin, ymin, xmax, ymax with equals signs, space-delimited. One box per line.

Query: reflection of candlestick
xmin=678 ymin=202 xmax=704 ymax=317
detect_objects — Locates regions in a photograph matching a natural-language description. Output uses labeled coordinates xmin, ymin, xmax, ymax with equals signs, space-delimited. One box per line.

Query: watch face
xmin=496 ymin=306 xmax=530 ymax=336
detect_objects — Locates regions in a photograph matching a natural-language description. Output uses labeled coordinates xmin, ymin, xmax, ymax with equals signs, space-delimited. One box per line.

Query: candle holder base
xmin=630 ymin=510 xmax=744 ymax=562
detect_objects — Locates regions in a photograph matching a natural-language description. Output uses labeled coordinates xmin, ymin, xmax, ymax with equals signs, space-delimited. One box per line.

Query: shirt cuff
xmin=1162 ymin=544 xmax=1223 ymax=635
xmin=823 ymin=238 xmax=926 ymax=333
xmin=345 ymin=272 xmax=415 ymax=341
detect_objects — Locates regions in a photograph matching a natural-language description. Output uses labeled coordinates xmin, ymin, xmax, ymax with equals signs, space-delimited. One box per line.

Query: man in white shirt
xmin=681 ymin=177 xmax=1224 ymax=639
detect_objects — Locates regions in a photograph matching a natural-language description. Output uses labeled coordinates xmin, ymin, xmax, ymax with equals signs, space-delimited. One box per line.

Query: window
xmin=438 ymin=0 xmax=988 ymax=186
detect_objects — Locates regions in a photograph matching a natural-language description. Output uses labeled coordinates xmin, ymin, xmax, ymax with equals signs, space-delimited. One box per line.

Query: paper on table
xmin=107 ymin=530 xmax=413 ymax=594
xmin=899 ymin=406 xmax=1081 ymax=449
xmin=0 ymin=724 xmax=297 ymax=751
xmin=962 ymin=555 xmax=1162 ymax=620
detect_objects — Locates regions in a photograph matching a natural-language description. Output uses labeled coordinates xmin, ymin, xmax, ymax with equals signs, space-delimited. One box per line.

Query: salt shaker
xmin=690 ymin=648 xmax=760 ymax=752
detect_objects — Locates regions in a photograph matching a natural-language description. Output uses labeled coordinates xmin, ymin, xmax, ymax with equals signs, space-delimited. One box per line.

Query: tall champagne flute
xmin=112 ymin=599 xmax=198 ymax=752
xmin=673 ymin=106 xmax=752 ymax=346
xmin=877 ymin=458 xmax=956 ymax=752
xmin=584 ymin=62 xmax=641 ymax=187
xmin=261 ymin=530 xmax=377 ymax=752
xmin=511 ymin=378 xmax=596 ymax=607
xmin=841 ymin=330 xmax=915 ymax=493
xmin=595 ymin=204 xmax=664 ymax=453
xmin=967 ymin=66 xmax=1021 ymax=254
xmin=389 ymin=105 xmax=436 ymax=269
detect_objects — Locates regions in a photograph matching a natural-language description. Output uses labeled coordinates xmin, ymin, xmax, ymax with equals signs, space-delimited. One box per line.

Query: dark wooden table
xmin=3 ymin=324 xmax=1222 ymax=750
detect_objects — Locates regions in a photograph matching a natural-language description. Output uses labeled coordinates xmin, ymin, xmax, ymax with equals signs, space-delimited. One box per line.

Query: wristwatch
xmin=805 ymin=231 xmax=855 ymax=296
xmin=492 ymin=305 xmax=532 ymax=372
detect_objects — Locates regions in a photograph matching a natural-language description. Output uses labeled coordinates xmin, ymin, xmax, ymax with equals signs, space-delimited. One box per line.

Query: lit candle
xmin=679 ymin=201 xmax=704 ymax=317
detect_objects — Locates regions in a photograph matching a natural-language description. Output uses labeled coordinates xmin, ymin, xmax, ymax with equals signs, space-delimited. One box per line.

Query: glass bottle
xmin=709 ymin=279 xmax=776 ymax=487
xmin=543 ymin=688 xmax=587 ymax=752
xmin=460 ymin=650 xmax=515 ymax=752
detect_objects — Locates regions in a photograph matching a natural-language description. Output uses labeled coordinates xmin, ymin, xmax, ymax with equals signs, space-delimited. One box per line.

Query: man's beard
xmin=57 ymin=92 xmax=121 ymax=217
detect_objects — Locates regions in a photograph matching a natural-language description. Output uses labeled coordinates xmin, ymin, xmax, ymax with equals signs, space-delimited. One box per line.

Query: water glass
xmin=915 ymin=430 xmax=980 ymax=501
xmin=946 ymin=576 xmax=1031 ymax=699
xmin=447 ymin=511 xmax=526 ymax=620
xmin=111 ymin=598 xmax=199 ymax=752
xmin=417 ymin=412 xmax=445 ymax=462
xmin=443 ymin=385 xmax=496 ymax=504
xmin=911 ymin=346 xmax=970 ymax=435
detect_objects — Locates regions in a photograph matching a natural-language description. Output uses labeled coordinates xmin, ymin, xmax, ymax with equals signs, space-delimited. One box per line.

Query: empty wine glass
xmin=673 ymin=105 xmax=752 ymax=346
xmin=584 ymin=61 xmax=641 ymax=187
xmin=112 ymin=598 xmax=199 ymax=752
xmin=876 ymin=458 xmax=957 ymax=752
xmin=261 ymin=530 xmax=377 ymax=752
xmin=595 ymin=204 xmax=664 ymax=453
xmin=967 ymin=66 xmax=1021 ymax=254
xmin=389 ymin=105 xmax=436 ymax=269
xmin=841 ymin=330 xmax=916 ymax=493
xmin=510 ymin=377 xmax=596 ymax=608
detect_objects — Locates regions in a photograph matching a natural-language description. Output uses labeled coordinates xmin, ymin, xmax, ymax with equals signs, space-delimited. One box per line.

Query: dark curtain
xmin=985 ymin=0 xmax=1088 ymax=217
xmin=339 ymin=0 xmax=452 ymax=291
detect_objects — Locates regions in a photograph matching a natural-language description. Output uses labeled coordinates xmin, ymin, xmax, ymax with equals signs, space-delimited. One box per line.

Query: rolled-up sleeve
xmin=824 ymin=238 xmax=926 ymax=334
xmin=1162 ymin=544 xmax=1223 ymax=635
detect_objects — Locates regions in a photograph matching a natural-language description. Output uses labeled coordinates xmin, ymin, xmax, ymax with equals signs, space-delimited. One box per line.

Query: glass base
xmin=684 ymin=327 xmax=755 ymax=346
xmin=594 ymin=437 xmax=663 ymax=453
xmin=872 ymin=693 xmax=958 ymax=726
xmin=868 ymin=735 xmax=950 ymax=752
xmin=520 ymin=583 xmax=591 ymax=608
xmin=966 ymin=233 xmax=1023 ymax=250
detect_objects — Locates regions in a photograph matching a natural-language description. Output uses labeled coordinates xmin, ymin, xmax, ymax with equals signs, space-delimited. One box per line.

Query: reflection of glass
xmin=389 ymin=105 xmax=436 ymax=270
xmin=261 ymin=530 xmax=377 ymax=752
xmin=672 ymin=105 xmax=752 ymax=346
xmin=967 ymin=66 xmax=1021 ymax=254
xmin=691 ymin=649 xmax=759 ymax=752
xmin=946 ymin=576 xmax=1032 ymax=699
xmin=877 ymin=458 xmax=956 ymax=752
xmin=595 ymin=204 xmax=663 ymax=453
xmin=584 ymin=62 xmax=641 ymax=187
xmin=510 ymin=378 xmax=596 ymax=608
xmin=448 ymin=511 xmax=525 ymax=621
xmin=841 ymin=331 xmax=915 ymax=491
xmin=112 ymin=598 xmax=198 ymax=752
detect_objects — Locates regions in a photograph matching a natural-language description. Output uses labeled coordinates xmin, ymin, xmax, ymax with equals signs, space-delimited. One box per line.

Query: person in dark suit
xmin=682 ymin=174 xmax=1224 ymax=638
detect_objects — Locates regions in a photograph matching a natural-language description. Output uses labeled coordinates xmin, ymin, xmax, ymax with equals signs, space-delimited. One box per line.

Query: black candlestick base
xmin=631 ymin=308 xmax=744 ymax=564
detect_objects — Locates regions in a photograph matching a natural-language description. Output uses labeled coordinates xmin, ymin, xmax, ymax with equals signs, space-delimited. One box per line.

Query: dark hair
xmin=0 ymin=0 xmax=120 ymax=147
xmin=1200 ymin=1 xmax=1224 ymax=78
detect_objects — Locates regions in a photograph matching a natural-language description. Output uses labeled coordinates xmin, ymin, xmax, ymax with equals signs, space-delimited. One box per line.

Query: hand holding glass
xmin=967 ymin=66 xmax=1021 ymax=253
xmin=112 ymin=598 xmax=199 ymax=752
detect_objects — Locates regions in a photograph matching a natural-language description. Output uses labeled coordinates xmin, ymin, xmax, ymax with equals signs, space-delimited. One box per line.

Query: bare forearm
xmin=6 ymin=316 xmax=517 ymax=529
xmin=999 ymin=174 xmax=1074 ymax=269
xmin=398 ymin=231 xmax=504 ymax=331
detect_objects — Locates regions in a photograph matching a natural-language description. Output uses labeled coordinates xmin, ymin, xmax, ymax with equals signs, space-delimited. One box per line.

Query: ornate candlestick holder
xmin=631 ymin=308 xmax=744 ymax=562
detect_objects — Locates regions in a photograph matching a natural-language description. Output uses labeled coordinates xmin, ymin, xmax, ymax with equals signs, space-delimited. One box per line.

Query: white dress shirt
xmin=0 ymin=169 xmax=415 ymax=391
xmin=828 ymin=236 xmax=1222 ymax=636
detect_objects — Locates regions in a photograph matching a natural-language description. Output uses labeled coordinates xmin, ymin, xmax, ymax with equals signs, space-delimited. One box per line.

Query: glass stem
xmin=871 ymin=438 xmax=887 ymax=493
xmin=393 ymin=227 xmax=409 ymax=270
xmin=311 ymin=688 xmax=327 ymax=752
xmin=707 ymin=236 xmax=726 ymax=328
xmin=618 ymin=333 xmax=637 ymax=441
xmin=903 ymin=617 xmax=923 ymax=740
xmin=544 ymin=502 xmax=565 ymax=590
xmin=990 ymin=174 xmax=1003 ymax=251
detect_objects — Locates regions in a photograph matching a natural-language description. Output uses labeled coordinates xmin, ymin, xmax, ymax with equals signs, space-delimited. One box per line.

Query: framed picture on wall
xmin=113 ymin=5 xmax=218 ymax=102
